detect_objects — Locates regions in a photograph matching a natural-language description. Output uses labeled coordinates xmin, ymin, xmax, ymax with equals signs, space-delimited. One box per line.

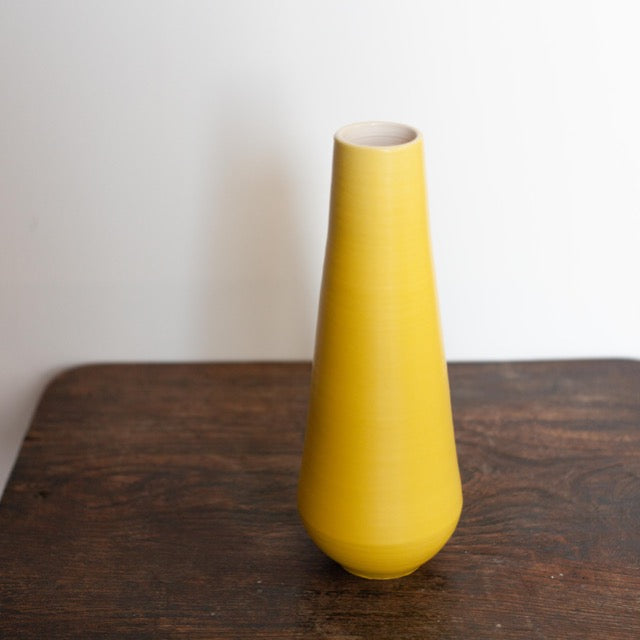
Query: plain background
xmin=1 ymin=0 xmax=639 ymax=495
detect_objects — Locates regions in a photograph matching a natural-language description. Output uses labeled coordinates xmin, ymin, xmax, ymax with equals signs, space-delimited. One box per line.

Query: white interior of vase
xmin=336 ymin=122 xmax=419 ymax=147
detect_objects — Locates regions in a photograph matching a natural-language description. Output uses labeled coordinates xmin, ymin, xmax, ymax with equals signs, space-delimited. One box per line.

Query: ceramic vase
xmin=298 ymin=122 xmax=462 ymax=579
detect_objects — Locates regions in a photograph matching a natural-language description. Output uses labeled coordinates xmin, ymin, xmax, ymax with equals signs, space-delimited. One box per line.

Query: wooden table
xmin=1 ymin=360 xmax=638 ymax=639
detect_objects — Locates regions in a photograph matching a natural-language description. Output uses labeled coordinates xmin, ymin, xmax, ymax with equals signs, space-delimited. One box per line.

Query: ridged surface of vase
xmin=298 ymin=122 xmax=463 ymax=579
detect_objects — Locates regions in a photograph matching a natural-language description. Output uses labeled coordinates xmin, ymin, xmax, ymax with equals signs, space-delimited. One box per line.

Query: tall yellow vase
xmin=298 ymin=122 xmax=462 ymax=579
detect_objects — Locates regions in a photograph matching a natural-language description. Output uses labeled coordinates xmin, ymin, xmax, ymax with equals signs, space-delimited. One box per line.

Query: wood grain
xmin=0 ymin=360 xmax=638 ymax=639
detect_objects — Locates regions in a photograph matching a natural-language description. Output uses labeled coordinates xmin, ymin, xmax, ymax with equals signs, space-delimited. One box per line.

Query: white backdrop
xmin=1 ymin=0 xmax=639 ymax=494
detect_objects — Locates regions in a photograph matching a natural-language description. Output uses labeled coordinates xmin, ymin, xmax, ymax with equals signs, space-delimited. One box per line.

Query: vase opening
xmin=335 ymin=121 xmax=419 ymax=148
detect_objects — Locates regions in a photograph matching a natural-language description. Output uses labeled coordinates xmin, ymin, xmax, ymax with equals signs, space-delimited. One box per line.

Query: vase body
xmin=298 ymin=122 xmax=462 ymax=579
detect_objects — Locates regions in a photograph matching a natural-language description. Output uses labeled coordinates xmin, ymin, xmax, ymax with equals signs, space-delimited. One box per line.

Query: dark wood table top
xmin=1 ymin=360 xmax=638 ymax=639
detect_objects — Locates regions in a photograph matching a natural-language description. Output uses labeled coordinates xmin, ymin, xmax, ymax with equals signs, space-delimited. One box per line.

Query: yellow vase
xmin=298 ymin=122 xmax=462 ymax=579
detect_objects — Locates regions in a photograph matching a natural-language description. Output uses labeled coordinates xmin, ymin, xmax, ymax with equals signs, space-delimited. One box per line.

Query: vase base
xmin=341 ymin=565 xmax=420 ymax=580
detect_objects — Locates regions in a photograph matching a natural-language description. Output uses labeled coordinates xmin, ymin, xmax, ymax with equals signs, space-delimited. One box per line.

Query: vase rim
xmin=334 ymin=121 xmax=421 ymax=149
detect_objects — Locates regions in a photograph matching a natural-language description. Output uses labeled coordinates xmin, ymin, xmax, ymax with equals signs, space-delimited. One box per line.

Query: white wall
xmin=1 ymin=0 xmax=639 ymax=494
